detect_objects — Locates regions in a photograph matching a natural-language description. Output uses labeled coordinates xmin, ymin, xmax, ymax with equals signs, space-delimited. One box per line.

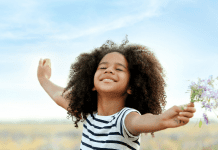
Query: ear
xmin=92 ymin=87 xmax=96 ymax=91
xmin=127 ymin=87 xmax=132 ymax=94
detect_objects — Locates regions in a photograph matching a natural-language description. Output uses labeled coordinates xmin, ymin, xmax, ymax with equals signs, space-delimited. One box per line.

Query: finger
xmin=184 ymin=106 xmax=196 ymax=113
xmin=44 ymin=59 xmax=51 ymax=67
xmin=188 ymin=102 xmax=194 ymax=107
xmin=178 ymin=116 xmax=189 ymax=123
xmin=179 ymin=112 xmax=194 ymax=118
xmin=43 ymin=59 xmax=46 ymax=66
xmin=181 ymin=103 xmax=195 ymax=112
xmin=179 ymin=120 xmax=186 ymax=124
xmin=183 ymin=102 xmax=194 ymax=109
xmin=189 ymin=107 xmax=196 ymax=113
xmin=39 ymin=58 xmax=43 ymax=66
xmin=179 ymin=104 xmax=188 ymax=111
xmin=175 ymin=105 xmax=184 ymax=113
xmin=39 ymin=58 xmax=42 ymax=65
xmin=43 ymin=59 xmax=50 ymax=66
xmin=174 ymin=118 xmax=186 ymax=125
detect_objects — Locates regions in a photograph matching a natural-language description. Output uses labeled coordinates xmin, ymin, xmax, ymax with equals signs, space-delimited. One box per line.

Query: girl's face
xmin=93 ymin=52 xmax=131 ymax=95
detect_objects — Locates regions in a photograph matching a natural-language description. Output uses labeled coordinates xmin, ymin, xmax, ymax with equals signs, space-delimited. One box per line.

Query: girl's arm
xmin=125 ymin=112 xmax=165 ymax=136
xmin=38 ymin=77 xmax=70 ymax=110
xmin=37 ymin=58 xmax=71 ymax=111
xmin=126 ymin=103 xmax=196 ymax=135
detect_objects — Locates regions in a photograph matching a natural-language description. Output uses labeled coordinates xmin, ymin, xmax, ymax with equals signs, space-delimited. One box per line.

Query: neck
xmin=97 ymin=92 xmax=128 ymax=116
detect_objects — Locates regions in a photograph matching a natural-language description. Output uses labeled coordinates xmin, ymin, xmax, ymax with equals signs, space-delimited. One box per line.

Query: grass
xmin=0 ymin=121 xmax=218 ymax=150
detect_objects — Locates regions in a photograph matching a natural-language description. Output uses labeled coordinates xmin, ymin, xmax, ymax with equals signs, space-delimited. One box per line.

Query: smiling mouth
xmin=101 ymin=79 xmax=115 ymax=82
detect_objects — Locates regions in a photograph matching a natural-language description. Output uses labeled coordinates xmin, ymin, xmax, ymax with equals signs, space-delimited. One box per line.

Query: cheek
xmin=122 ymin=73 xmax=129 ymax=81
xmin=122 ymin=74 xmax=130 ymax=85
xmin=93 ymin=72 xmax=99 ymax=84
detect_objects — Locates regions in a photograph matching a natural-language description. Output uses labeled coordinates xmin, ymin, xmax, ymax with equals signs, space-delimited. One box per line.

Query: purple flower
xmin=206 ymin=103 xmax=213 ymax=112
xmin=202 ymin=101 xmax=214 ymax=112
xmin=203 ymin=113 xmax=209 ymax=125
xmin=201 ymin=85 xmax=206 ymax=91
xmin=200 ymin=91 xmax=206 ymax=98
xmin=198 ymin=85 xmax=202 ymax=89
xmin=199 ymin=82 xmax=212 ymax=92
xmin=210 ymin=90 xmax=218 ymax=99
xmin=188 ymin=75 xmax=218 ymax=126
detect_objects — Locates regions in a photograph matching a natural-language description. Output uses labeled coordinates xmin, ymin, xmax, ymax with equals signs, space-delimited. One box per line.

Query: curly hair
xmin=62 ymin=37 xmax=167 ymax=138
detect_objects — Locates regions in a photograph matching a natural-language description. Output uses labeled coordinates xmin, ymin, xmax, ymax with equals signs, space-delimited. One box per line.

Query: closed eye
xmin=100 ymin=67 xmax=122 ymax=71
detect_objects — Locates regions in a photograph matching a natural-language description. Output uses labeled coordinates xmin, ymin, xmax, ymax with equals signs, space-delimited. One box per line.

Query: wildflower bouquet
xmin=186 ymin=75 xmax=218 ymax=127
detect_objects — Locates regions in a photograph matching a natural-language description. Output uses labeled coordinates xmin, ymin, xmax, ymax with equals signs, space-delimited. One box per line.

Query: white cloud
xmin=0 ymin=0 xmax=202 ymax=41
xmin=49 ymin=11 xmax=157 ymax=41
xmin=49 ymin=1 xmax=167 ymax=41
xmin=0 ymin=0 xmax=169 ymax=41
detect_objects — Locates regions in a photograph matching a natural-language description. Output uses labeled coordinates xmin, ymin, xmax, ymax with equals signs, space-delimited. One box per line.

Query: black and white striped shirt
xmin=80 ymin=107 xmax=141 ymax=150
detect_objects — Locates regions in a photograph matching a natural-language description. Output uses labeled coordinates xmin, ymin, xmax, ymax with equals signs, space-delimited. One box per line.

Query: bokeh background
xmin=1 ymin=0 xmax=218 ymax=149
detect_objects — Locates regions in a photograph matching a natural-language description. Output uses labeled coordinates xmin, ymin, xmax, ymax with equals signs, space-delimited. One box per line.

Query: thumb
xmin=179 ymin=104 xmax=188 ymax=111
xmin=44 ymin=59 xmax=51 ymax=67
xmin=39 ymin=58 xmax=43 ymax=66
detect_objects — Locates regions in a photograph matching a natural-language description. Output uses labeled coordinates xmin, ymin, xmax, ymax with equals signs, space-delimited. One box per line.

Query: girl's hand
xmin=161 ymin=102 xmax=196 ymax=128
xmin=37 ymin=58 xmax=51 ymax=80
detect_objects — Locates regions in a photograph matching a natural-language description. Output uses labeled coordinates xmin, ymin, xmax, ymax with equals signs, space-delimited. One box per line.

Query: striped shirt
xmin=80 ymin=107 xmax=142 ymax=150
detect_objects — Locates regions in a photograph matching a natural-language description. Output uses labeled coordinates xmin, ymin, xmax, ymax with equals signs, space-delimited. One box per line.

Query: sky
xmin=1 ymin=0 xmax=218 ymax=124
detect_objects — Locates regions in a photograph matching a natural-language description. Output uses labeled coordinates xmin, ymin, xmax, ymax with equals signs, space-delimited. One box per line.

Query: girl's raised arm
xmin=37 ymin=58 xmax=71 ymax=111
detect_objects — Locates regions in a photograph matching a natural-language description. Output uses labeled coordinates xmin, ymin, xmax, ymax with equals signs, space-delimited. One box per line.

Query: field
xmin=0 ymin=121 xmax=218 ymax=150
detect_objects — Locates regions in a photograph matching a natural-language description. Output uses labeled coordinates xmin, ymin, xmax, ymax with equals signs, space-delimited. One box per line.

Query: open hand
xmin=161 ymin=102 xmax=196 ymax=128
xmin=37 ymin=58 xmax=51 ymax=80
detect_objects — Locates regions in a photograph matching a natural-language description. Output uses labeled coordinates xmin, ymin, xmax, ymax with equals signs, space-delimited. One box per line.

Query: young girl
xmin=37 ymin=38 xmax=196 ymax=150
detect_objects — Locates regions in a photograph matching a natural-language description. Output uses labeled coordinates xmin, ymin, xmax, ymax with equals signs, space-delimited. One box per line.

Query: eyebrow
xmin=98 ymin=62 xmax=126 ymax=69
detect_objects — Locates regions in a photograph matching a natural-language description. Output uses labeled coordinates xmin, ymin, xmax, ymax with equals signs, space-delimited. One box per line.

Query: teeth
xmin=103 ymin=79 xmax=114 ymax=82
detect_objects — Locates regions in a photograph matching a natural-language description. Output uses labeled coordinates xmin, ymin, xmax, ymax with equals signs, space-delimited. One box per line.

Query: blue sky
xmin=1 ymin=0 xmax=218 ymax=123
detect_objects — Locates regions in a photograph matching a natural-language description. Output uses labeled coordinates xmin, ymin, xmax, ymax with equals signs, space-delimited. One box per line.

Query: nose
xmin=104 ymin=67 xmax=114 ymax=74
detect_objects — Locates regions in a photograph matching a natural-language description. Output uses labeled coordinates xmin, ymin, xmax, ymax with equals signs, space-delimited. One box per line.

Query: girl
xmin=37 ymin=38 xmax=196 ymax=150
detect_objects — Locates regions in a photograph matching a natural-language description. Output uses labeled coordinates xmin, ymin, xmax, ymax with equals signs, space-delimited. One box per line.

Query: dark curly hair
xmin=62 ymin=36 xmax=167 ymax=138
